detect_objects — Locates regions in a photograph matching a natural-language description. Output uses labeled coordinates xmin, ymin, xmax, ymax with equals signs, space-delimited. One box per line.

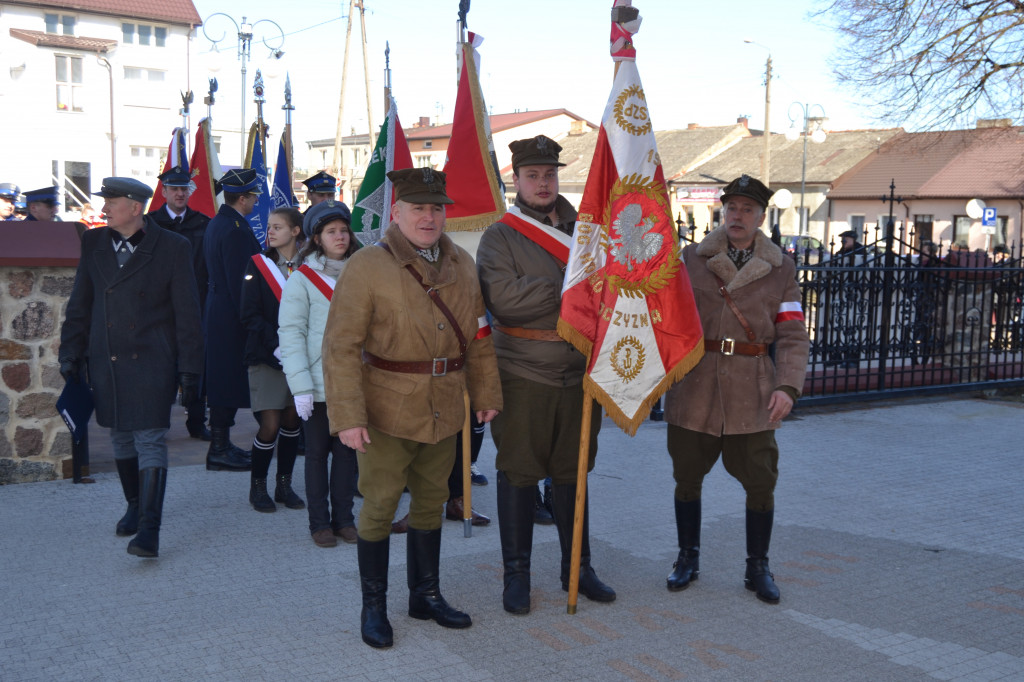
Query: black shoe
xmin=249 ymin=477 xmax=276 ymax=513
xmin=744 ymin=508 xmax=780 ymax=603
xmin=497 ymin=472 xmax=534 ymax=615
xmin=187 ymin=424 xmax=212 ymax=441
xmin=552 ymin=483 xmax=616 ymax=603
xmin=127 ymin=468 xmax=166 ymax=558
xmin=114 ymin=457 xmax=139 ymax=537
xmin=407 ymin=528 xmax=472 ymax=628
xmin=206 ymin=427 xmax=251 ymax=471
xmin=274 ymin=474 xmax=306 ymax=509
xmin=667 ymin=498 xmax=700 ymax=591
xmin=358 ymin=536 xmax=394 ymax=648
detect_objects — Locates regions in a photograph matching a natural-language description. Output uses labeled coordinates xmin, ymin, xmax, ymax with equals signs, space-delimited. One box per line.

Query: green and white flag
xmin=351 ymin=96 xmax=413 ymax=245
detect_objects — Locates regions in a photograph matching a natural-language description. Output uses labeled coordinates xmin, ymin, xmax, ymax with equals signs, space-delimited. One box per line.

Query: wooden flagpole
xmin=566 ymin=395 xmax=593 ymax=614
xmin=462 ymin=391 xmax=473 ymax=537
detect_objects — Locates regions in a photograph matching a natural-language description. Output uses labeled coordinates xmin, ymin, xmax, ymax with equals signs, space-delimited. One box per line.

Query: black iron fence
xmin=793 ymin=239 xmax=1024 ymax=403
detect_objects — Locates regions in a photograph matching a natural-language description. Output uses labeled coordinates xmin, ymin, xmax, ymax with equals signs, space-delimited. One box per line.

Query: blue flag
xmin=244 ymin=123 xmax=272 ymax=247
xmin=272 ymin=134 xmax=295 ymax=209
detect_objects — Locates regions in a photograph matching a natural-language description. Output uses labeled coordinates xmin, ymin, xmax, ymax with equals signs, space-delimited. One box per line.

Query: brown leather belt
xmin=704 ymin=338 xmax=769 ymax=357
xmin=494 ymin=324 xmax=563 ymax=342
xmin=362 ymin=350 xmax=464 ymax=376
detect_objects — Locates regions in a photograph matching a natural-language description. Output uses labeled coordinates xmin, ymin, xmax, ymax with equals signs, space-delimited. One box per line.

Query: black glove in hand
xmin=178 ymin=372 xmax=200 ymax=407
xmin=59 ymin=358 xmax=82 ymax=384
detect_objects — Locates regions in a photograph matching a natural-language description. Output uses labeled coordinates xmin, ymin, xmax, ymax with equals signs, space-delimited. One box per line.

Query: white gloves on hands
xmin=294 ymin=394 xmax=314 ymax=421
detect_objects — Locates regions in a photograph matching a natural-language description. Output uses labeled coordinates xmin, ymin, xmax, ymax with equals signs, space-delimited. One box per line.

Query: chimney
xmin=976 ymin=118 xmax=1012 ymax=128
xmin=569 ymin=119 xmax=587 ymax=136
xmin=417 ymin=116 xmax=430 ymax=128
xmin=687 ymin=123 xmax=699 ymax=130
xmin=737 ymin=116 xmax=749 ymax=129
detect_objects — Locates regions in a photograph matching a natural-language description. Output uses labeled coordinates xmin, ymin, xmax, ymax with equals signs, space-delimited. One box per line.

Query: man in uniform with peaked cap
xmin=59 ymin=177 xmax=203 ymax=558
xmin=322 ymin=166 xmax=501 ymax=648
xmin=23 ymin=186 xmax=62 ymax=221
xmin=663 ymin=174 xmax=809 ymax=603
xmin=477 ymin=134 xmax=617 ymax=616
xmin=203 ymin=168 xmax=263 ymax=472
xmin=1 ymin=183 xmax=19 ymax=221
xmin=302 ymin=171 xmax=337 ymax=208
xmin=148 ymin=162 xmax=213 ymax=440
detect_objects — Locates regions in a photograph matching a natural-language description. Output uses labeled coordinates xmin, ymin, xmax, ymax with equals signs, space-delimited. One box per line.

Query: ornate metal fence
xmin=794 ymin=241 xmax=1024 ymax=403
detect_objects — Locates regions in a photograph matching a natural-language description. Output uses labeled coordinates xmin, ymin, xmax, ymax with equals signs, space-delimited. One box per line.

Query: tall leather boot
xmin=357 ymin=536 xmax=393 ymax=648
xmin=114 ymin=457 xmax=139 ymax=536
xmin=205 ymin=427 xmax=251 ymax=471
xmin=127 ymin=467 xmax=166 ymax=558
xmin=744 ymin=508 xmax=780 ymax=603
xmin=551 ymin=483 xmax=616 ymax=603
xmin=497 ymin=472 xmax=535 ymax=614
xmin=667 ymin=498 xmax=700 ymax=591
xmin=407 ymin=528 xmax=472 ymax=628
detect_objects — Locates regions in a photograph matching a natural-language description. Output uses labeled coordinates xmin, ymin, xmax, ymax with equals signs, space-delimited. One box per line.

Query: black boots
xmin=274 ymin=474 xmax=305 ymax=509
xmin=533 ymin=480 xmax=554 ymax=525
xmin=114 ymin=457 xmax=139 ymax=536
xmin=667 ymin=498 xmax=700 ymax=591
xmin=357 ymin=536 xmax=393 ymax=648
xmin=205 ymin=427 xmax=251 ymax=471
xmin=126 ymin=467 xmax=166 ymax=558
xmin=497 ymin=472 xmax=535 ymax=614
xmin=274 ymin=429 xmax=305 ymax=509
xmin=249 ymin=477 xmax=276 ymax=512
xmin=407 ymin=528 xmax=472 ymax=629
xmin=551 ymin=483 xmax=616 ymax=603
xmin=744 ymin=508 xmax=780 ymax=603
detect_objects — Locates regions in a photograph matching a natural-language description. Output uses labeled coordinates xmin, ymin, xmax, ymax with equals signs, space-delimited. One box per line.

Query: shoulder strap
xmin=251 ymin=254 xmax=286 ymax=302
xmin=501 ymin=208 xmax=571 ymax=265
xmin=713 ymin=274 xmax=756 ymax=342
xmin=298 ymin=264 xmax=335 ymax=301
xmin=376 ymin=241 xmax=468 ymax=359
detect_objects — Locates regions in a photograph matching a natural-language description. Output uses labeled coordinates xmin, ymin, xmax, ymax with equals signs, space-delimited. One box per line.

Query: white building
xmin=0 ymin=0 xmax=201 ymax=209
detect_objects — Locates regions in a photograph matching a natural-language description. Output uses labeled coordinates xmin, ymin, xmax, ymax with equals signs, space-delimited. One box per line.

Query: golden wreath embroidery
xmin=613 ymin=84 xmax=652 ymax=137
xmin=599 ymin=174 xmax=680 ymax=298
xmin=610 ymin=335 xmax=646 ymax=383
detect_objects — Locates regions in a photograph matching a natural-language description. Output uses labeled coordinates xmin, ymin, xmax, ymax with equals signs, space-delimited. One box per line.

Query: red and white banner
xmin=558 ymin=58 xmax=704 ymax=436
xmin=187 ymin=118 xmax=223 ymax=218
xmin=441 ymin=32 xmax=506 ymax=232
xmin=147 ymin=127 xmax=188 ymax=213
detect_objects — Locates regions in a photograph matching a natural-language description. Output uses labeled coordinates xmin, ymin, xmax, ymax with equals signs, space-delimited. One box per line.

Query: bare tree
xmin=816 ymin=0 xmax=1024 ymax=129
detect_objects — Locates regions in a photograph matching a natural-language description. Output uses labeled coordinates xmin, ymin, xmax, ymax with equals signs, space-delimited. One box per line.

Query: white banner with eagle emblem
xmin=558 ymin=58 xmax=704 ymax=436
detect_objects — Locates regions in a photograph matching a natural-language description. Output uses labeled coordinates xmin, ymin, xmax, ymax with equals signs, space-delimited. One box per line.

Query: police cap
xmin=302 ymin=199 xmax=352 ymax=239
xmin=158 ymin=165 xmax=193 ymax=187
xmin=0 ymin=183 xmax=19 ymax=200
xmin=302 ymin=171 xmax=337 ymax=194
xmin=24 ymin=186 xmax=61 ymax=206
xmin=217 ymin=168 xmax=262 ymax=195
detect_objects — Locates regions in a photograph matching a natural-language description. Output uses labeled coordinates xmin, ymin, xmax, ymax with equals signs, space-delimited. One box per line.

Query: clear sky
xmin=188 ymin=0 xmax=882 ymax=162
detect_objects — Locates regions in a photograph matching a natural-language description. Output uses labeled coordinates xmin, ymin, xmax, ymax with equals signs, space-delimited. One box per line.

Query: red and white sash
xmin=298 ymin=264 xmax=336 ymax=301
xmin=251 ymin=254 xmax=287 ymax=302
xmin=501 ymin=206 xmax=571 ymax=266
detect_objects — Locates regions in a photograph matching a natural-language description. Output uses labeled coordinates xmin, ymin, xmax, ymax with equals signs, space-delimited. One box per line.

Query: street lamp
xmin=743 ymin=39 xmax=772 ymax=187
xmin=786 ymin=102 xmax=827 ymax=235
xmin=202 ymin=13 xmax=285 ymax=164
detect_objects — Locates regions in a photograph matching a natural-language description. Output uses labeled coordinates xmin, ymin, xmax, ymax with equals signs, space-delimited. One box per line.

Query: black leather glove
xmin=179 ymin=372 xmax=200 ymax=407
xmin=60 ymin=358 xmax=82 ymax=384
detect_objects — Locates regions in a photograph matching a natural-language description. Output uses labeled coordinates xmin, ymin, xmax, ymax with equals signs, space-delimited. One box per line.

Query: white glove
xmin=273 ymin=347 xmax=281 ymax=361
xmin=294 ymin=394 xmax=314 ymax=421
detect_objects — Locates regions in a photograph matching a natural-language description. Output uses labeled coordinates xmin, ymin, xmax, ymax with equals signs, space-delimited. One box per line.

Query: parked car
xmin=779 ymin=234 xmax=824 ymax=264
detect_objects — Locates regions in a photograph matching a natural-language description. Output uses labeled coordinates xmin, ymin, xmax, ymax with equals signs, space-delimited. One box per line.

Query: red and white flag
xmin=558 ymin=29 xmax=703 ymax=435
xmin=187 ymin=118 xmax=223 ymax=218
xmin=442 ymin=32 xmax=506 ymax=231
xmin=147 ymin=127 xmax=188 ymax=213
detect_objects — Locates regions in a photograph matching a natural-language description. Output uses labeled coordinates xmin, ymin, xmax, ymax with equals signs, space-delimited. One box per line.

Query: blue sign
xmin=982 ymin=207 xmax=997 ymax=227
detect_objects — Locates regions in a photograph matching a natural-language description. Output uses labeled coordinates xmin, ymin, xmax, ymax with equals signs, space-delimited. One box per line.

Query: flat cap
xmin=838 ymin=230 xmax=858 ymax=240
xmin=509 ymin=135 xmax=566 ymax=170
xmin=387 ymin=167 xmax=454 ymax=205
xmin=302 ymin=199 xmax=352 ymax=238
xmin=24 ymin=186 xmax=61 ymax=205
xmin=720 ymin=174 xmax=773 ymax=210
xmin=302 ymin=171 xmax=337 ymax=194
xmin=217 ymin=168 xmax=262 ymax=195
xmin=93 ymin=178 xmax=153 ymax=203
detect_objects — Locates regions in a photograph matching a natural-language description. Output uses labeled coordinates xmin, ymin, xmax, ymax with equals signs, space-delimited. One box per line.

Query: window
xmin=953 ymin=215 xmax=972 ymax=245
xmin=124 ymin=67 xmax=166 ymax=82
xmin=55 ymin=55 xmax=83 ymax=112
xmin=129 ymin=146 xmax=165 ymax=178
xmin=849 ymin=215 xmax=865 ymax=232
xmin=913 ymin=214 xmax=934 ymax=246
xmin=122 ymin=23 xmax=167 ymax=47
xmin=352 ymin=148 xmax=362 ymax=167
xmin=45 ymin=14 xmax=76 ymax=35
xmin=423 ymin=140 xmax=433 ymax=149
xmin=994 ymin=216 xmax=1008 ymax=247
xmin=415 ymin=155 xmax=432 ymax=168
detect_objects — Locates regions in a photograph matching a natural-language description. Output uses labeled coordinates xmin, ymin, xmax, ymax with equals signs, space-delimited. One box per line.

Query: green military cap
xmin=720 ymin=174 xmax=773 ymax=210
xmin=387 ymin=167 xmax=454 ymax=205
xmin=509 ymin=135 xmax=566 ymax=171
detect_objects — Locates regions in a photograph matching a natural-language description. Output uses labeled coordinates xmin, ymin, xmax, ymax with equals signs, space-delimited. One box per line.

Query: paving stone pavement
xmin=2 ymin=396 xmax=1022 ymax=681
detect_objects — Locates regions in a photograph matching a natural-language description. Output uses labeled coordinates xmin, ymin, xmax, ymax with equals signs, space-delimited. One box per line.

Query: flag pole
xmin=462 ymin=391 xmax=473 ymax=538
xmin=566 ymin=396 xmax=593 ymax=614
xmin=283 ymin=73 xmax=294 ymax=189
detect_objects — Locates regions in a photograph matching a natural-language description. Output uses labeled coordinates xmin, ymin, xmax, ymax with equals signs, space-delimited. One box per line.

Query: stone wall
xmin=0 ymin=266 xmax=77 ymax=483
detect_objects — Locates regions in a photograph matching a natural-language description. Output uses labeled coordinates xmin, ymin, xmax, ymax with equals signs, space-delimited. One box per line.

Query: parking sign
xmin=982 ymin=207 xmax=997 ymax=234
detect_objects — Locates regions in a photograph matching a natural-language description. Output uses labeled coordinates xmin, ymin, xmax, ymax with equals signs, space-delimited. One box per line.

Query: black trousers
xmin=303 ymin=402 xmax=357 ymax=534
